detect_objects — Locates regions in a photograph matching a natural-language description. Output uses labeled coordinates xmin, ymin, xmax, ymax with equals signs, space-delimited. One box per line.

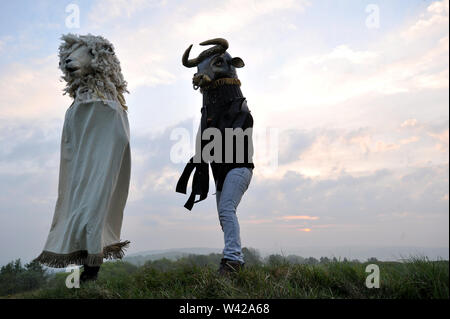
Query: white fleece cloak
xmin=35 ymin=93 xmax=131 ymax=267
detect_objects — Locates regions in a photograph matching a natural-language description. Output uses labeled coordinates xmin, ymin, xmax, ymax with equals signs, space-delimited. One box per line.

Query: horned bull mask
xmin=182 ymin=38 xmax=245 ymax=90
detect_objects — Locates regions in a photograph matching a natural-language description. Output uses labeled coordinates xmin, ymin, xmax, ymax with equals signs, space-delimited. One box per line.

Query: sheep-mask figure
xmin=58 ymin=33 xmax=128 ymax=110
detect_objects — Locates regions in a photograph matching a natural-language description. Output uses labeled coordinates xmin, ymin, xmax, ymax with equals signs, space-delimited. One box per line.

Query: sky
xmin=0 ymin=0 xmax=448 ymax=265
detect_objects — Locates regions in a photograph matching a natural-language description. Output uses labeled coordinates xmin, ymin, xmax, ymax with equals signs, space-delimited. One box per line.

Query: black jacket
xmin=176 ymin=84 xmax=254 ymax=210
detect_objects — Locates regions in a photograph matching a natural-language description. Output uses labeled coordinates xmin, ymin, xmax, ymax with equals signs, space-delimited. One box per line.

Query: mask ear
xmin=231 ymin=57 xmax=245 ymax=68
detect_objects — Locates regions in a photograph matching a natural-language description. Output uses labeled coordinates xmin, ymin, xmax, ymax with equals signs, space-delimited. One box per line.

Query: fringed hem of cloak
xmin=33 ymin=240 xmax=130 ymax=268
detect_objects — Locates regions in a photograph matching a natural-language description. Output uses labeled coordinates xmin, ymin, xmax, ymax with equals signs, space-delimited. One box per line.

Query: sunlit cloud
xmin=401 ymin=119 xmax=418 ymax=128
xmin=241 ymin=219 xmax=273 ymax=225
xmin=0 ymin=56 xmax=68 ymax=120
xmin=88 ymin=0 xmax=166 ymax=27
xmin=428 ymin=129 xmax=449 ymax=144
xmin=399 ymin=136 xmax=420 ymax=145
xmin=280 ymin=216 xmax=319 ymax=221
xmin=402 ymin=0 xmax=449 ymax=39
xmin=172 ymin=0 xmax=309 ymax=38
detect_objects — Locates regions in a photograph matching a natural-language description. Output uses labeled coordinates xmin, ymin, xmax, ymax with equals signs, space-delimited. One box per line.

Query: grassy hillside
xmin=7 ymin=257 xmax=449 ymax=299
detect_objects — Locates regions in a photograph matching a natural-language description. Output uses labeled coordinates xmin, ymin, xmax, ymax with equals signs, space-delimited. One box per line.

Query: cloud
xmin=428 ymin=129 xmax=449 ymax=144
xmin=402 ymin=0 xmax=449 ymax=40
xmin=0 ymin=55 xmax=69 ymax=121
xmin=428 ymin=128 xmax=449 ymax=153
xmin=81 ymin=0 xmax=309 ymax=93
xmin=375 ymin=140 xmax=400 ymax=152
xmin=280 ymin=216 xmax=319 ymax=220
xmin=324 ymin=45 xmax=378 ymax=65
xmin=401 ymin=119 xmax=418 ymax=128
xmin=0 ymin=119 xmax=61 ymax=175
xmin=172 ymin=0 xmax=309 ymax=38
xmin=267 ymin=120 xmax=446 ymax=180
xmin=88 ymin=0 xmax=167 ymax=27
xmin=0 ymin=35 xmax=13 ymax=53
xmin=270 ymin=122 xmax=448 ymax=179
xmin=399 ymin=136 xmax=419 ymax=145
xmin=0 ymin=115 xmax=448 ymax=265
xmin=258 ymin=0 xmax=448 ymax=130
xmin=277 ymin=129 xmax=315 ymax=164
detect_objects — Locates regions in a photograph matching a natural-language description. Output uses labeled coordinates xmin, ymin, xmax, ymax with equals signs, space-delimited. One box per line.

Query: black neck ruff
xmin=202 ymin=79 xmax=244 ymax=108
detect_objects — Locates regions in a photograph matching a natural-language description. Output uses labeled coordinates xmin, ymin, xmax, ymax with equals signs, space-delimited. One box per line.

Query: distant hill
xmin=123 ymin=246 xmax=449 ymax=266
xmin=259 ymin=246 xmax=450 ymax=262
xmin=124 ymin=247 xmax=222 ymax=266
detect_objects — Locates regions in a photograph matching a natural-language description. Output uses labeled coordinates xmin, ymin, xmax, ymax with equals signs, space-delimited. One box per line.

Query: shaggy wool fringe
xmin=201 ymin=78 xmax=241 ymax=92
xmin=59 ymin=33 xmax=129 ymax=110
xmin=34 ymin=240 xmax=131 ymax=268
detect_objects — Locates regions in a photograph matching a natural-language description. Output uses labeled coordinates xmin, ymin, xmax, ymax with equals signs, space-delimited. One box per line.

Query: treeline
xmin=141 ymin=247 xmax=373 ymax=271
xmin=0 ymin=259 xmax=48 ymax=296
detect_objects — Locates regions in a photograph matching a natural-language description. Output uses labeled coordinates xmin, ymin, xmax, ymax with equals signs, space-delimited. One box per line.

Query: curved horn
xmin=182 ymin=38 xmax=229 ymax=68
xmin=182 ymin=44 xmax=198 ymax=68
xmin=198 ymin=38 xmax=228 ymax=61
xmin=199 ymin=38 xmax=228 ymax=50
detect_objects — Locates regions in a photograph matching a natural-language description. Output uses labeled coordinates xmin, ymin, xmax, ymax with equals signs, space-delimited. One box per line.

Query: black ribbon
xmin=175 ymin=158 xmax=209 ymax=211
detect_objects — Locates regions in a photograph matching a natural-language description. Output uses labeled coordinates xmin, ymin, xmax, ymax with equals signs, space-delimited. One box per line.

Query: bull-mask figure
xmin=176 ymin=38 xmax=254 ymax=275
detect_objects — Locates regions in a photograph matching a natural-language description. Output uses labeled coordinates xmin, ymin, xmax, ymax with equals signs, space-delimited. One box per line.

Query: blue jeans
xmin=215 ymin=167 xmax=253 ymax=263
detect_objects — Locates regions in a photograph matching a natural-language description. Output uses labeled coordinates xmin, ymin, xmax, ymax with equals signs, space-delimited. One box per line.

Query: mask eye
xmin=214 ymin=59 xmax=223 ymax=66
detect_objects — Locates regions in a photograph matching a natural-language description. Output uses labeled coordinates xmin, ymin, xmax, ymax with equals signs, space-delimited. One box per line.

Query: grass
xmin=8 ymin=257 xmax=449 ymax=299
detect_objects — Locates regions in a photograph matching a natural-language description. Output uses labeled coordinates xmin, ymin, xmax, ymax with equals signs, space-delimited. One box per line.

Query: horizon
xmin=6 ymin=245 xmax=448 ymax=267
xmin=124 ymin=245 xmax=450 ymax=262
xmin=13 ymin=245 xmax=448 ymax=271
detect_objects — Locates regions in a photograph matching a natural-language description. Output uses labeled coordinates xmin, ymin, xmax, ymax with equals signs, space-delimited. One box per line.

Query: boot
xmin=218 ymin=258 xmax=244 ymax=275
xmin=80 ymin=265 xmax=100 ymax=283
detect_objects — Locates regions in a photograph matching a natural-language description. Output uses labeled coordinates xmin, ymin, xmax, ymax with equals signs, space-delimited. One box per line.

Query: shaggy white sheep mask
xmin=59 ymin=33 xmax=128 ymax=110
